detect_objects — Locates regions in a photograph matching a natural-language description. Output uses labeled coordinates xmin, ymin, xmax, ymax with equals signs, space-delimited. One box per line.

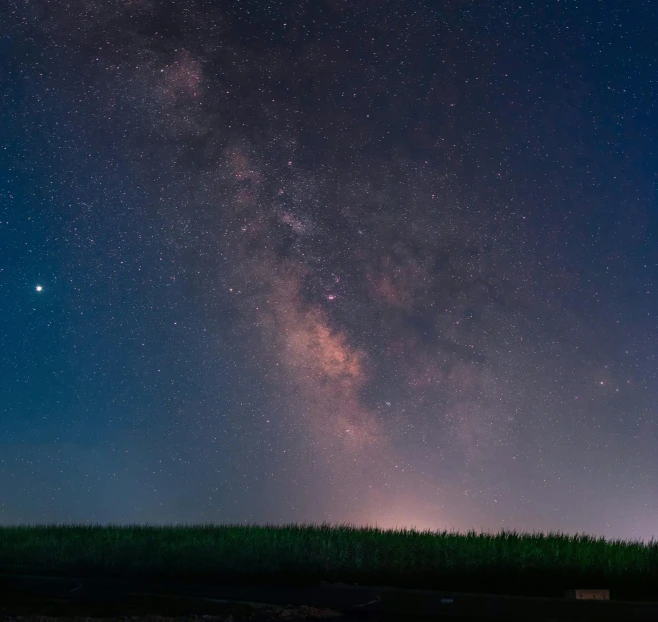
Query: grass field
xmin=1 ymin=522 xmax=657 ymax=602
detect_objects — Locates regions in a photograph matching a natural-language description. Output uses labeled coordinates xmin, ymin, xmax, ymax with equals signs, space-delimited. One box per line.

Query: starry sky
xmin=1 ymin=0 xmax=657 ymax=542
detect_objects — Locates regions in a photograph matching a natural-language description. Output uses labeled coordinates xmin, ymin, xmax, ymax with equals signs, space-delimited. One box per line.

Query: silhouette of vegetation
xmin=1 ymin=522 xmax=656 ymax=601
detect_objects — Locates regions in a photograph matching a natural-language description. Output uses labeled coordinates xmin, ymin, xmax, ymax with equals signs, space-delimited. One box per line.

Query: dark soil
xmin=0 ymin=577 xmax=345 ymax=622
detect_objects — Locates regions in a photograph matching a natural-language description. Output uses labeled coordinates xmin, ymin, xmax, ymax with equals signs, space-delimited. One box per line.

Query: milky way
xmin=2 ymin=0 xmax=657 ymax=539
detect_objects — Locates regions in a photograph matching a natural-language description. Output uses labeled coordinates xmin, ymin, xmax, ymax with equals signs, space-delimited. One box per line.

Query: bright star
xmin=35 ymin=285 xmax=43 ymax=292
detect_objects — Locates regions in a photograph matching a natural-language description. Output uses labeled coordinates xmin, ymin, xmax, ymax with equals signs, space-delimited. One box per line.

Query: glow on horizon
xmin=350 ymin=496 xmax=458 ymax=536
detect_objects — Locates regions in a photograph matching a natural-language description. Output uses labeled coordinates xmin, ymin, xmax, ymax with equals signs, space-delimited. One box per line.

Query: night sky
xmin=1 ymin=1 xmax=657 ymax=542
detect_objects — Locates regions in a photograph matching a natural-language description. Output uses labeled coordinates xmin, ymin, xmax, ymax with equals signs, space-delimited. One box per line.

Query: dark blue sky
xmin=1 ymin=0 xmax=657 ymax=541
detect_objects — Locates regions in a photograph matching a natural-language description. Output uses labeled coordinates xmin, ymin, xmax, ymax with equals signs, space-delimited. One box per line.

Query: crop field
xmin=1 ymin=522 xmax=657 ymax=602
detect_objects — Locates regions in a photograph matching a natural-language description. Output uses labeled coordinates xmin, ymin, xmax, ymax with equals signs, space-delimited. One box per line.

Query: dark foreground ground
xmin=2 ymin=573 xmax=658 ymax=622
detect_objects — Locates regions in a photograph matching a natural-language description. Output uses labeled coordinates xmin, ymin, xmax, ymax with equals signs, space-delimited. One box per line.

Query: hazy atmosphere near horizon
xmin=1 ymin=0 xmax=657 ymax=542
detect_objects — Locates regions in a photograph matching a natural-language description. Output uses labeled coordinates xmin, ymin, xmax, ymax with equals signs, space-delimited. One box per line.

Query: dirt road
xmin=2 ymin=573 xmax=658 ymax=621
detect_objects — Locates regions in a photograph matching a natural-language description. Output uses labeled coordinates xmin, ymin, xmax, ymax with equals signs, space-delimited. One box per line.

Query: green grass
xmin=1 ymin=522 xmax=657 ymax=601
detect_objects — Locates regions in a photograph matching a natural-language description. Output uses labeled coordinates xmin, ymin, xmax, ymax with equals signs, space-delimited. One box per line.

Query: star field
xmin=1 ymin=0 xmax=657 ymax=541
